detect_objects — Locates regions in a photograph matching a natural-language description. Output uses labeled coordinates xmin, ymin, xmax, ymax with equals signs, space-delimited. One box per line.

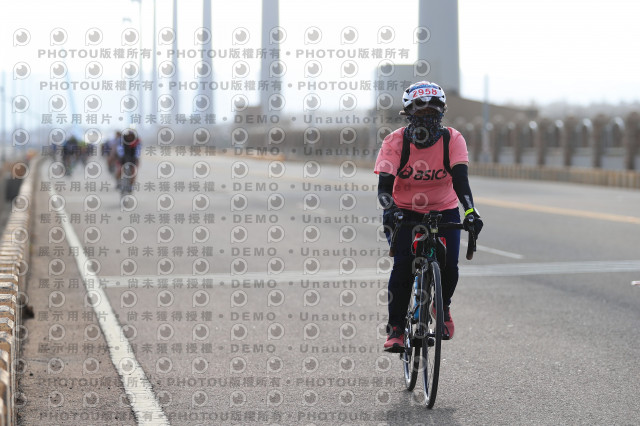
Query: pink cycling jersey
xmin=374 ymin=127 xmax=469 ymax=213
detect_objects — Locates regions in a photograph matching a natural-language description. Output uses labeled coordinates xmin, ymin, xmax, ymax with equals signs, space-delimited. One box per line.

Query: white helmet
xmin=402 ymin=81 xmax=446 ymax=115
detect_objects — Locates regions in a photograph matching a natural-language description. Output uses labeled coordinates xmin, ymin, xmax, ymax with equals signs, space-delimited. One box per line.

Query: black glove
xmin=463 ymin=209 xmax=483 ymax=237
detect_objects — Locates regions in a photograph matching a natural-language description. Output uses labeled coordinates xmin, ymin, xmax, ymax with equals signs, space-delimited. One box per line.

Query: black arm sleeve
xmin=451 ymin=164 xmax=476 ymax=214
xmin=377 ymin=172 xmax=396 ymax=209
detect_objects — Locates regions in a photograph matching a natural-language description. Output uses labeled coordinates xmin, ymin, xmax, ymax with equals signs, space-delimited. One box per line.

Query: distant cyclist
xmin=116 ymin=129 xmax=141 ymax=190
xmin=103 ymin=131 xmax=121 ymax=175
xmin=62 ymin=135 xmax=79 ymax=175
xmin=374 ymin=81 xmax=484 ymax=352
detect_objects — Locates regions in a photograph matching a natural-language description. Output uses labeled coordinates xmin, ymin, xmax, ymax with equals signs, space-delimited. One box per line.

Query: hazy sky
xmin=458 ymin=0 xmax=640 ymax=105
xmin=2 ymin=0 xmax=639 ymax=134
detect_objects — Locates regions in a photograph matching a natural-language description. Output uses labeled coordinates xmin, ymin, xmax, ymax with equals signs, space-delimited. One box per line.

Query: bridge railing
xmin=464 ymin=113 xmax=639 ymax=172
xmin=230 ymin=110 xmax=640 ymax=187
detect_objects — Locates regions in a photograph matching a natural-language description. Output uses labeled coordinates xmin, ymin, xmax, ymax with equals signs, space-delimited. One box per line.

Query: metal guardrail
xmin=0 ymin=154 xmax=38 ymax=426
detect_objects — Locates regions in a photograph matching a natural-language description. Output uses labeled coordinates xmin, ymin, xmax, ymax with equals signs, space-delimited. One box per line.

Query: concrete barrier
xmin=469 ymin=162 xmax=640 ymax=189
xmin=0 ymin=156 xmax=38 ymax=426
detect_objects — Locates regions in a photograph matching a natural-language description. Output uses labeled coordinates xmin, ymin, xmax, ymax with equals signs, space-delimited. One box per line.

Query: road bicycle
xmin=388 ymin=211 xmax=476 ymax=408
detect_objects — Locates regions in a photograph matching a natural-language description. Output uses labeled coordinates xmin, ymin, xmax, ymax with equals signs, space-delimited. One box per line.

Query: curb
xmin=469 ymin=163 xmax=640 ymax=190
xmin=0 ymin=156 xmax=39 ymax=426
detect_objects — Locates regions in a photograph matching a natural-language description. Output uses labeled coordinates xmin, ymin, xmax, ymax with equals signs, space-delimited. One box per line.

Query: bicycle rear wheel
xmin=120 ymin=163 xmax=134 ymax=196
xmin=120 ymin=176 xmax=131 ymax=197
xmin=402 ymin=315 xmax=420 ymax=390
xmin=420 ymin=262 xmax=443 ymax=408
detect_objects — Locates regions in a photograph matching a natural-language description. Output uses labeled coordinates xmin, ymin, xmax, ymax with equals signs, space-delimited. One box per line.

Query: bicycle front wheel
xmin=420 ymin=262 xmax=443 ymax=408
xmin=402 ymin=315 xmax=420 ymax=391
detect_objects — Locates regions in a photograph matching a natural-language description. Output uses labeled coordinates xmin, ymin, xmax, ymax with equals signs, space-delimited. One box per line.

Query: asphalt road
xmin=18 ymin=150 xmax=640 ymax=425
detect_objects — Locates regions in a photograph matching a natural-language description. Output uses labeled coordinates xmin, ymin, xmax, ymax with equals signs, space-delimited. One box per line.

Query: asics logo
xmin=398 ymin=166 xmax=448 ymax=181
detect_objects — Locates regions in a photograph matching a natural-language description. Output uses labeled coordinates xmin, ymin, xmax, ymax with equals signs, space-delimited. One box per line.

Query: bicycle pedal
xmin=384 ymin=345 xmax=405 ymax=354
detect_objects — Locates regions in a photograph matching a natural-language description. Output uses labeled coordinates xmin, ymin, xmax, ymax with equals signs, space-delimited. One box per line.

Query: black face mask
xmin=406 ymin=113 xmax=445 ymax=148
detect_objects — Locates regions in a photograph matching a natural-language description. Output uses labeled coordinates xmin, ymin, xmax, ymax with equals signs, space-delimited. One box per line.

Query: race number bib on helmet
xmin=409 ymin=85 xmax=444 ymax=99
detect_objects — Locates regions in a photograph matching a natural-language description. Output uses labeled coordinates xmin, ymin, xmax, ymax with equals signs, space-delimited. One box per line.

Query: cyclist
xmin=103 ymin=131 xmax=121 ymax=176
xmin=115 ymin=129 xmax=141 ymax=190
xmin=374 ymin=81 xmax=484 ymax=352
xmin=62 ymin=135 xmax=79 ymax=175
xmin=78 ymin=139 xmax=90 ymax=166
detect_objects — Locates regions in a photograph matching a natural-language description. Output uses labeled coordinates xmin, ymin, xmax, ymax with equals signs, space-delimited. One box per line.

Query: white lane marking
xmin=460 ymin=260 xmax=640 ymax=277
xmin=99 ymin=269 xmax=389 ymax=288
xmin=461 ymin=241 xmax=524 ymax=259
xmin=294 ymin=203 xmax=384 ymax=227
xmin=50 ymin=188 xmax=169 ymax=426
xmin=295 ymin=203 xmax=329 ymax=216
xmin=97 ymin=260 xmax=640 ymax=288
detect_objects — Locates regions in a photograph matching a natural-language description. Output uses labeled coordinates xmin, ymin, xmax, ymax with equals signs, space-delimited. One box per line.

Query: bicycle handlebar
xmin=388 ymin=213 xmax=477 ymax=260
